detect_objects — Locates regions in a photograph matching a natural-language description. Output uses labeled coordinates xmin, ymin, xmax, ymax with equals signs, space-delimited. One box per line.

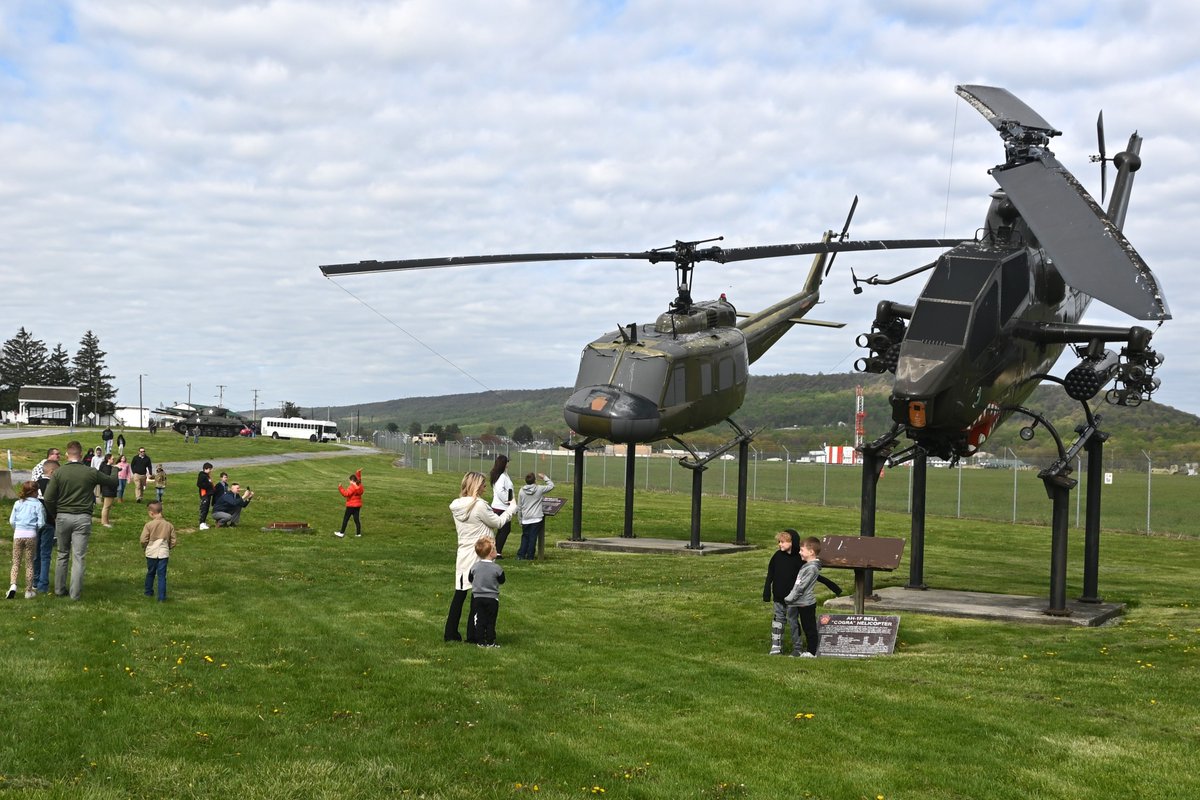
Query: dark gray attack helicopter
xmin=852 ymin=84 xmax=1170 ymax=462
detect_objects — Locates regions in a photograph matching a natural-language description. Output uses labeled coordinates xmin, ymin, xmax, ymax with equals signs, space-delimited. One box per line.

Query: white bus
xmin=260 ymin=416 xmax=340 ymax=442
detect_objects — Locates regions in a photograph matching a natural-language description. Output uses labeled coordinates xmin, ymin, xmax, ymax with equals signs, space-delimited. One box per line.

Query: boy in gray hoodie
xmin=784 ymin=536 xmax=824 ymax=657
xmin=515 ymin=472 xmax=554 ymax=560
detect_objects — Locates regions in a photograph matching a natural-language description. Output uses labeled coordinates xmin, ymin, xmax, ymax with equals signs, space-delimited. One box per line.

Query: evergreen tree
xmin=512 ymin=424 xmax=534 ymax=444
xmin=280 ymin=401 xmax=301 ymax=418
xmin=408 ymin=421 xmax=422 ymax=436
xmin=45 ymin=343 xmax=73 ymax=386
xmin=72 ymin=330 xmax=117 ymax=418
xmin=443 ymin=422 xmax=462 ymax=442
xmin=0 ymin=327 xmax=50 ymax=410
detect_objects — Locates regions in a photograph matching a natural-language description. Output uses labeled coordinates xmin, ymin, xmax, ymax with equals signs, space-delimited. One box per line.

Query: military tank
xmin=170 ymin=406 xmax=253 ymax=438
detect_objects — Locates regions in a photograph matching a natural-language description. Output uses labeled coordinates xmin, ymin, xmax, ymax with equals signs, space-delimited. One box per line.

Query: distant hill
xmin=280 ymin=372 xmax=1200 ymax=465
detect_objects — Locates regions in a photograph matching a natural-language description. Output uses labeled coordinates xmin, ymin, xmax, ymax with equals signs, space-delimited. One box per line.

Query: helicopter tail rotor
xmin=824 ymin=195 xmax=859 ymax=277
xmin=1089 ymin=110 xmax=1108 ymax=202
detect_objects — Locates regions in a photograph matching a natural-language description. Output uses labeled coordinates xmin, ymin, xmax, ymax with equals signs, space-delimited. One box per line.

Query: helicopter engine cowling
xmin=563 ymin=385 xmax=661 ymax=443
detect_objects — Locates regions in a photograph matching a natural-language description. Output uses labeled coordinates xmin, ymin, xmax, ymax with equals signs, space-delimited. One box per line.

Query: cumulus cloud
xmin=0 ymin=0 xmax=1195 ymax=416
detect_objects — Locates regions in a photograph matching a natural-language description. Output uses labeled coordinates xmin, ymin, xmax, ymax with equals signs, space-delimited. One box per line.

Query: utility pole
xmin=216 ymin=384 xmax=226 ymax=408
xmin=186 ymin=383 xmax=192 ymax=406
xmin=252 ymin=388 xmax=260 ymax=422
xmin=138 ymin=373 xmax=147 ymax=428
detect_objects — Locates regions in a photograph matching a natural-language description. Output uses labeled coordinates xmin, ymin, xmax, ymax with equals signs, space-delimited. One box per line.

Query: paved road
xmin=2 ymin=427 xmax=377 ymax=482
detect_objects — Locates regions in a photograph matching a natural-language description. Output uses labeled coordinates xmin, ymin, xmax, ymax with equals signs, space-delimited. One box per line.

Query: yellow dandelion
xmin=204 ymin=655 xmax=214 ymax=663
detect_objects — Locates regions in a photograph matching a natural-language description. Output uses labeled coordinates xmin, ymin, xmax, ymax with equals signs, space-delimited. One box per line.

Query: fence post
xmin=1142 ymin=450 xmax=1152 ymax=534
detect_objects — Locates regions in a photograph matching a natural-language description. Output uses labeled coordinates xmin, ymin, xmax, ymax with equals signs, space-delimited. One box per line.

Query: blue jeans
xmin=145 ymin=557 xmax=168 ymax=601
xmin=34 ymin=522 xmax=55 ymax=592
xmin=517 ymin=519 xmax=543 ymax=560
xmin=117 ymin=479 xmax=127 ymax=499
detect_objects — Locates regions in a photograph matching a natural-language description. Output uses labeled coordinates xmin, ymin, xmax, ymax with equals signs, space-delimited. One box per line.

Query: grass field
xmin=1 ymin=433 xmax=1198 ymax=798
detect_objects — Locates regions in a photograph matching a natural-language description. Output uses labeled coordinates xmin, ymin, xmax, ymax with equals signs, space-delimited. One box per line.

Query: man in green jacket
xmin=43 ymin=440 xmax=119 ymax=600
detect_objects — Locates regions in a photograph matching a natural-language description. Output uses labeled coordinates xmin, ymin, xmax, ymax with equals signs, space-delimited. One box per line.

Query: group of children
xmin=762 ymin=529 xmax=840 ymax=657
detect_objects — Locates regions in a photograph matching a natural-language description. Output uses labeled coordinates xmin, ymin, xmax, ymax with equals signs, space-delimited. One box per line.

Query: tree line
xmin=0 ymin=327 xmax=117 ymax=416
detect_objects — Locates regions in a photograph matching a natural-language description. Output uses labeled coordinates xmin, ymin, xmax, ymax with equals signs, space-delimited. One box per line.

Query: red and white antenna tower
xmin=854 ymin=385 xmax=866 ymax=459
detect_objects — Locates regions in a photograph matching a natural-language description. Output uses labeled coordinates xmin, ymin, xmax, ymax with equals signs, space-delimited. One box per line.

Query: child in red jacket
xmin=333 ymin=469 xmax=363 ymax=538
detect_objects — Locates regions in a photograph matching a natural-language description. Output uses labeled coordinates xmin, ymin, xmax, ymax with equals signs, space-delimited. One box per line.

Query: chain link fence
xmin=372 ymin=432 xmax=1196 ymax=535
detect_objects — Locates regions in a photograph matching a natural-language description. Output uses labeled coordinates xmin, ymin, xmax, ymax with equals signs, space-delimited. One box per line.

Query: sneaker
xmin=355 ymin=533 xmax=362 ymax=537
xmin=798 ymin=652 xmax=816 ymax=658
xmin=333 ymin=531 xmax=344 ymax=538
xmin=199 ymin=523 xmax=209 ymax=530
xmin=6 ymin=584 xmax=15 ymax=600
xmin=24 ymin=590 xmax=35 ymax=599
xmin=103 ymin=523 xmax=113 ymax=529
xmin=768 ymin=648 xmax=782 ymax=655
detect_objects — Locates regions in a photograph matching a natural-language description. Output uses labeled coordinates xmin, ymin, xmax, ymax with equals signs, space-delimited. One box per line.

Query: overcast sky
xmin=2 ymin=1 xmax=1197 ymax=422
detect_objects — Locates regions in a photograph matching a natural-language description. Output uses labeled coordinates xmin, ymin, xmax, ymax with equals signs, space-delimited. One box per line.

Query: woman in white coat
xmin=445 ymin=471 xmax=516 ymax=642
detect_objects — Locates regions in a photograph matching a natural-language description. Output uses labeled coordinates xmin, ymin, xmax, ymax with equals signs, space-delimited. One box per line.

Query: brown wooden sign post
xmin=820 ymin=535 xmax=906 ymax=614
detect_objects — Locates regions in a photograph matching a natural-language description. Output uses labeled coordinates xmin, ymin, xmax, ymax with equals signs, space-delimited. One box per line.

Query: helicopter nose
xmin=563 ymin=385 xmax=661 ymax=443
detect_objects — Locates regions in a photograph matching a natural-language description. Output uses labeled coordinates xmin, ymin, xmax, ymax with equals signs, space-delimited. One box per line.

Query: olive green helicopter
xmin=320 ymin=209 xmax=963 ymax=544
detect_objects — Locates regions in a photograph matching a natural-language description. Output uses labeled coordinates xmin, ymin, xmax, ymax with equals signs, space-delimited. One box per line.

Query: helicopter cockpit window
xmin=906 ymin=299 xmax=971 ymax=347
xmin=968 ymin=282 xmax=999 ymax=361
xmin=718 ymin=357 xmax=734 ymax=391
xmin=664 ymin=363 xmax=687 ymax=407
xmin=575 ymin=347 xmax=617 ymax=388
xmin=610 ymin=352 xmax=668 ymax=396
xmin=1000 ymin=252 xmax=1030 ymax=321
xmin=922 ymin=255 xmax=993 ymax=302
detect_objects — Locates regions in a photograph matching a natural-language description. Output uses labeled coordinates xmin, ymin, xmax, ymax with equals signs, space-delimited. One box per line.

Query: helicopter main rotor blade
xmin=319 ymin=250 xmax=671 ymax=276
xmin=956 ymin=84 xmax=1061 ymax=136
xmin=319 ymin=238 xmax=967 ymax=277
xmin=994 ymin=157 xmax=1170 ymax=321
xmin=709 ymin=238 xmax=967 ymax=264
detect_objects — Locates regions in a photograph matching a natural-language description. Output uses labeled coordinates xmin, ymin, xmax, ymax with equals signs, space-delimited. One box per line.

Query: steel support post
xmin=906 ymin=450 xmax=928 ymax=589
xmin=736 ymin=439 xmax=750 ymax=545
xmin=1079 ymin=432 xmax=1108 ymax=603
xmin=1045 ymin=481 xmax=1072 ymax=616
xmin=688 ymin=465 xmax=706 ymax=550
xmin=859 ymin=448 xmax=884 ymax=598
xmin=570 ymin=444 xmax=586 ymax=542
xmin=623 ymin=443 xmax=636 ymax=538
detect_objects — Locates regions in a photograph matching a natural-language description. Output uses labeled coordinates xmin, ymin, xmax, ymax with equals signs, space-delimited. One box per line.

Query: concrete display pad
xmin=557 ymin=537 xmax=757 ymax=556
xmin=823 ymin=586 xmax=1124 ymax=627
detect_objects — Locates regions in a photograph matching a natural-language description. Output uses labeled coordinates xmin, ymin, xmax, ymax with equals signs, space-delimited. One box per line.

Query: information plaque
xmin=542 ymin=497 xmax=566 ymax=517
xmin=817 ymin=613 xmax=901 ymax=658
